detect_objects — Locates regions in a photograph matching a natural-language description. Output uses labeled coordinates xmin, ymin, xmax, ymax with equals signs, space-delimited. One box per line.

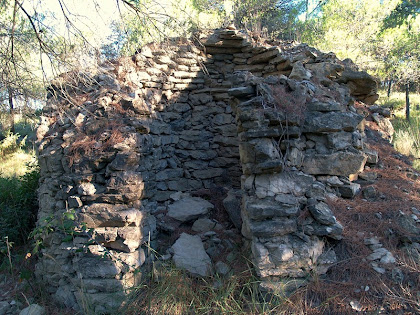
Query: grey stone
xmin=68 ymin=196 xmax=82 ymax=208
xmin=0 ymin=301 xmax=10 ymax=315
xmin=289 ymin=62 xmax=311 ymax=81
xmin=308 ymin=202 xmax=337 ymax=225
xmin=192 ymin=218 xmax=217 ymax=232
xmin=228 ymin=86 xmax=255 ymax=98
xmin=192 ymin=168 xmax=224 ymax=179
xmin=362 ymin=186 xmax=377 ymax=200
xmin=167 ymin=197 xmax=214 ymax=222
xmin=215 ymin=261 xmax=231 ymax=275
xmin=77 ymin=182 xmax=96 ymax=196
xmin=242 ymin=215 xmax=297 ymax=238
xmin=248 ymin=48 xmax=280 ymax=64
xmin=364 ymin=237 xmax=380 ymax=246
xmin=367 ymin=248 xmax=389 ymax=261
xmin=327 ymin=132 xmax=353 ymax=150
xmin=222 ymin=190 xmax=243 ymax=229
xmin=155 ymin=168 xmax=184 ymax=181
xmin=305 ymin=182 xmax=326 ymax=201
xmin=74 ymin=292 xmax=125 ymax=314
xmin=19 ymin=304 xmax=46 ymax=315
xmin=369 ymin=105 xmax=391 ymax=117
xmin=244 ymin=196 xmax=298 ymax=220
xmin=364 ymin=148 xmax=379 ymax=164
xmin=189 ymin=93 xmax=213 ymax=104
xmin=303 ymin=112 xmax=364 ymax=133
xmin=380 ymin=252 xmax=396 ymax=264
xmin=253 ymin=171 xmax=314 ymax=198
xmin=303 ymin=151 xmax=367 ymax=176
xmin=172 ymin=233 xmax=213 ymax=276
xmin=371 ymin=262 xmax=386 ymax=274
xmin=397 ymin=213 xmax=420 ymax=242
xmin=359 ymin=172 xmax=378 ymax=182
xmin=307 ymin=221 xmax=343 ymax=240
xmin=53 ymin=285 xmax=77 ymax=308
xmin=337 ymin=69 xmax=378 ymax=103
xmin=372 ymin=113 xmax=394 ymax=139
xmin=79 ymin=204 xmax=145 ymax=228
xmin=338 ymin=183 xmax=361 ymax=198
xmin=75 ymin=257 xmax=121 ymax=278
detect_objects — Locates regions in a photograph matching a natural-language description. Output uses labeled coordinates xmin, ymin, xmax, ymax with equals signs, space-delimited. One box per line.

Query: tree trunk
xmin=387 ymin=78 xmax=392 ymax=97
xmin=405 ymin=83 xmax=410 ymax=122
xmin=8 ymin=88 xmax=15 ymax=134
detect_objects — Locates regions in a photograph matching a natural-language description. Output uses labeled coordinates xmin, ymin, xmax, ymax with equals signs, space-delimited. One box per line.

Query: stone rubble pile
xmin=35 ymin=27 xmax=380 ymax=312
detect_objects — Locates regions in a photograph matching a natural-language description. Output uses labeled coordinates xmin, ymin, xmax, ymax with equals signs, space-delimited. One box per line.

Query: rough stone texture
xmin=19 ymin=304 xmax=46 ymax=315
xmin=303 ymin=152 xmax=367 ymax=176
xmin=222 ymin=190 xmax=243 ymax=229
xmin=372 ymin=113 xmax=394 ymax=140
xmin=36 ymin=27 xmax=378 ymax=311
xmin=172 ymin=233 xmax=213 ymax=276
xmin=192 ymin=218 xmax=217 ymax=232
xmin=167 ymin=197 xmax=214 ymax=222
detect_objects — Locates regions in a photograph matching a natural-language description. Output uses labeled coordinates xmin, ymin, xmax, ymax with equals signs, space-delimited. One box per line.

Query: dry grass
xmin=66 ymin=121 xmax=124 ymax=166
xmin=377 ymin=90 xmax=420 ymax=170
xmin=122 ymin=259 xmax=285 ymax=315
xmin=0 ymin=150 xmax=36 ymax=178
xmin=392 ymin=117 xmax=420 ymax=170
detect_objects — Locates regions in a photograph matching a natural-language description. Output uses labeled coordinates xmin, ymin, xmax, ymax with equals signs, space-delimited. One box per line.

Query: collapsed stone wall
xmin=35 ymin=27 xmax=378 ymax=312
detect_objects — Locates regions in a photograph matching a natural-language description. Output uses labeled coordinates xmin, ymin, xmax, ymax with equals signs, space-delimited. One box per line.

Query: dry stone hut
xmin=35 ymin=27 xmax=379 ymax=312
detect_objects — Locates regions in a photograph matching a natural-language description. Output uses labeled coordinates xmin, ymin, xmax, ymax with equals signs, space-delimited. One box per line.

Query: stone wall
xmin=35 ymin=27 xmax=378 ymax=312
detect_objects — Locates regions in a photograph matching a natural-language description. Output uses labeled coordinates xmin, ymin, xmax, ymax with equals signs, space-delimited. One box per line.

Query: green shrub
xmin=0 ymin=132 xmax=27 ymax=158
xmin=0 ymin=163 xmax=40 ymax=247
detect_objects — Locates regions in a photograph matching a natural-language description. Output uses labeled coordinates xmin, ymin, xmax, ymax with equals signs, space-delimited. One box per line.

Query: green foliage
xmin=382 ymin=0 xmax=420 ymax=29
xmin=0 ymin=163 xmax=39 ymax=250
xmin=301 ymin=0 xmax=419 ymax=102
xmin=102 ymin=0 xmax=225 ymax=57
xmin=233 ymin=0 xmax=306 ymax=39
xmin=0 ymin=132 xmax=26 ymax=158
xmin=0 ymin=1 xmax=44 ymax=101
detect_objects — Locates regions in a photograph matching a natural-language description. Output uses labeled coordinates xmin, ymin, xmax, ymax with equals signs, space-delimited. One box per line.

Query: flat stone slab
xmin=167 ymin=197 xmax=214 ymax=222
xmin=192 ymin=218 xmax=217 ymax=232
xmin=172 ymin=233 xmax=213 ymax=276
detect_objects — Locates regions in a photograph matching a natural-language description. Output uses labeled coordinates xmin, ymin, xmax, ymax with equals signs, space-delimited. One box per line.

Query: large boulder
xmin=172 ymin=233 xmax=213 ymax=276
